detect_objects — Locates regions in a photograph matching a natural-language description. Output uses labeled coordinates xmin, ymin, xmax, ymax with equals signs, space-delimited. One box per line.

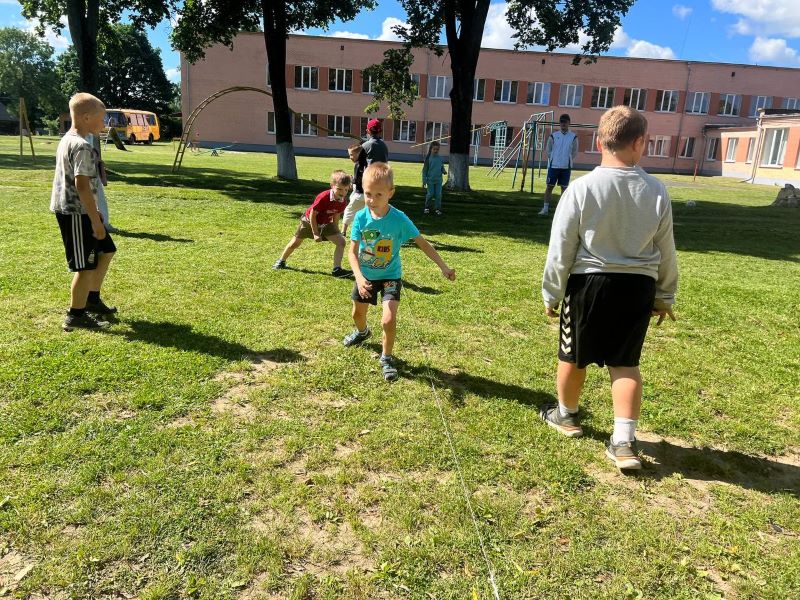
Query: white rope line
xmin=403 ymin=284 xmax=502 ymax=600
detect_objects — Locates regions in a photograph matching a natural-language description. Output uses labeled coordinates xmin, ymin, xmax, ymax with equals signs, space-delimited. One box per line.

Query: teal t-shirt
xmin=351 ymin=206 xmax=420 ymax=280
xmin=422 ymin=155 xmax=446 ymax=183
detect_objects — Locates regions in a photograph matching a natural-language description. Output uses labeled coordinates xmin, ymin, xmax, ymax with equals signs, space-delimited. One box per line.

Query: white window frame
xmin=293 ymin=113 xmax=317 ymax=136
xmin=559 ymin=84 xmax=583 ymax=108
xmin=746 ymin=138 xmax=755 ymax=163
xmin=686 ymin=91 xmax=710 ymax=115
xmin=749 ymin=95 xmax=772 ymax=117
xmin=473 ymin=79 xmax=486 ymax=102
xmin=267 ymin=111 xmax=275 ymax=135
xmin=706 ymin=138 xmax=719 ymax=161
xmin=655 ymin=90 xmax=678 ymax=113
xmin=425 ymin=121 xmax=449 ymax=144
xmin=265 ymin=63 xmax=271 ymax=88
xmin=648 ymin=135 xmax=671 ymax=157
xmin=586 ymin=131 xmax=600 ymax=154
xmin=429 ymin=75 xmax=452 ymax=99
xmin=362 ymin=73 xmax=376 ymax=95
xmin=527 ymin=82 xmax=550 ymax=105
xmin=494 ymin=80 xmax=518 ymax=103
xmin=725 ymin=137 xmax=738 ymax=162
xmin=326 ymin=115 xmax=350 ymax=138
xmin=591 ymin=86 xmax=614 ymax=109
xmin=782 ymin=97 xmax=799 ymax=110
xmin=624 ymin=88 xmax=646 ymax=111
xmin=718 ymin=93 xmax=742 ymax=117
xmin=329 ymin=68 xmax=352 ymax=93
xmin=393 ymin=120 xmax=416 ymax=143
xmin=761 ymin=128 xmax=788 ymax=167
xmin=295 ymin=65 xmax=318 ymax=90
xmin=678 ymin=137 xmax=695 ymax=159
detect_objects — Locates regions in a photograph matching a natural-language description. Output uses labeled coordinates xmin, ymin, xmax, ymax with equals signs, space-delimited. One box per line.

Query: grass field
xmin=0 ymin=136 xmax=798 ymax=599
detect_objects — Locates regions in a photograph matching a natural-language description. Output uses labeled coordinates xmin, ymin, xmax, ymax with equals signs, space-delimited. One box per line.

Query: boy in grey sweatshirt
xmin=540 ymin=105 xmax=678 ymax=470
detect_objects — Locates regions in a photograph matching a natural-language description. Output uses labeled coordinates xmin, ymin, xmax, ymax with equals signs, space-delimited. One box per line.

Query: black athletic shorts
xmin=558 ymin=273 xmax=655 ymax=368
xmin=56 ymin=212 xmax=117 ymax=272
xmin=352 ymin=278 xmax=402 ymax=305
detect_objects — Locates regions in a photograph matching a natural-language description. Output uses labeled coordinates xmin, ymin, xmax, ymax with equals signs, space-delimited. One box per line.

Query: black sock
xmin=87 ymin=291 xmax=100 ymax=303
xmin=68 ymin=307 xmax=86 ymax=316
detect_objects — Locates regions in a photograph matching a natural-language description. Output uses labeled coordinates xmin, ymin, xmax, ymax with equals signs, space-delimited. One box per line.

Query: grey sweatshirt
xmin=542 ymin=165 xmax=678 ymax=309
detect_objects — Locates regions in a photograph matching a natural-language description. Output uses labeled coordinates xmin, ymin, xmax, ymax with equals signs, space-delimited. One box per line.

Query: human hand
xmin=91 ymin=215 xmax=106 ymax=240
xmin=652 ymin=307 xmax=676 ymax=326
xmin=546 ymin=305 xmax=559 ymax=318
xmin=357 ymin=277 xmax=372 ymax=298
xmin=313 ymin=234 xmax=323 ymax=243
xmin=441 ymin=266 xmax=455 ymax=281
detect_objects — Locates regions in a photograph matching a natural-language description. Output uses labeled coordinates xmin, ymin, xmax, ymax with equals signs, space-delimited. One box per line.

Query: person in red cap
xmin=362 ymin=118 xmax=389 ymax=166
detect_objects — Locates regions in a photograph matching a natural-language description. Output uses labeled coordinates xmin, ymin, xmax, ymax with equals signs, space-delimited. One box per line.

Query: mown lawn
xmin=0 ymin=136 xmax=798 ymax=599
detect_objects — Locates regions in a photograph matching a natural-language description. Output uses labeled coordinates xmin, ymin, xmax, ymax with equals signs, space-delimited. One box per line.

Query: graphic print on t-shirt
xmin=359 ymin=228 xmax=393 ymax=269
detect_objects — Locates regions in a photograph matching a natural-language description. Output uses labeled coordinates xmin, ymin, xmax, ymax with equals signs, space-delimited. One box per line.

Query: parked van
xmin=105 ymin=109 xmax=161 ymax=145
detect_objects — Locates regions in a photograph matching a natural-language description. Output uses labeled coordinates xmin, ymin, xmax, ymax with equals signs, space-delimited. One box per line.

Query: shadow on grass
xmin=113 ymin=229 xmax=194 ymax=243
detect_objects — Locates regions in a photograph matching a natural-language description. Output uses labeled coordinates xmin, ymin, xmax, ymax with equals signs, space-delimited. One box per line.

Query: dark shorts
xmin=558 ymin=273 xmax=655 ymax=368
xmin=546 ymin=167 xmax=571 ymax=187
xmin=352 ymin=278 xmax=402 ymax=305
xmin=294 ymin=218 xmax=342 ymax=240
xmin=56 ymin=212 xmax=117 ymax=272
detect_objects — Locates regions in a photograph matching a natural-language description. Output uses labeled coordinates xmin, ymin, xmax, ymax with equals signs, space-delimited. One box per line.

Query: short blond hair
xmin=330 ymin=170 xmax=352 ymax=187
xmin=362 ymin=162 xmax=393 ymax=187
xmin=597 ymin=105 xmax=648 ymax=152
xmin=69 ymin=93 xmax=105 ymax=118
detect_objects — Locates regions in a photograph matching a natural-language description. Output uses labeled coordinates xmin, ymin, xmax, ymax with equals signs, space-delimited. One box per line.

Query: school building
xmin=181 ymin=33 xmax=800 ymax=175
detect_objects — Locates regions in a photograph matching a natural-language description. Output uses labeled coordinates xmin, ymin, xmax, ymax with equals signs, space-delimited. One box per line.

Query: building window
xmin=425 ymin=121 xmax=450 ymax=144
xmin=624 ymin=88 xmax=646 ymax=111
xmin=429 ymin=75 xmax=452 ymax=99
xmin=586 ymin=131 xmax=600 ymax=153
xmin=745 ymin=138 xmax=755 ymax=163
xmin=393 ymin=120 xmax=416 ymax=142
xmin=725 ymin=138 xmax=738 ymax=162
xmin=327 ymin=115 xmax=351 ymax=137
xmin=527 ymin=82 xmax=550 ymax=105
xmin=762 ymin=128 xmax=788 ymax=166
xmin=648 ymin=135 xmax=671 ymax=157
xmin=490 ymin=127 xmax=515 ymax=147
xmin=328 ymin=68 xmax=352 ymax=93
xmin=471 ymin=125 xmax=483 ymax=147
xmin=591 ymin=86 xmax=615 ymax=109
xmin=473 ymin=79 xmax=486 ymax=101
xmin=294 ymin=65 xmax=318 ymax=90
xmin=679 ymin=137 xmax=695 ymax=159
xmin=718 ymin=93 xmax=742 ymax=117
xmin=749 ymin=95 xmax=772 ymax=117
xmin=267 ymin=111 xmax=275 ymax=134
xmin=265 ymin=63 xmax=271 ymax=87
xmin=782 ymin=97 xmax=799 ymax=110
xmin=559 ymin=84 xmax=583 ymax=107
xmin=706 ymin=138 xmax=719 ymax=161
xmin=362 ymin=73 xmax=376 ymax=94
xmin=293 ymin=113 xmax=317 ymax=136
xmin=686 ymin=92 xmax=710 ymax=115
xmin=494 ymin=80 xmax=518 ymax=103
xmin=655 ymin=90 xmax=678 ymax=113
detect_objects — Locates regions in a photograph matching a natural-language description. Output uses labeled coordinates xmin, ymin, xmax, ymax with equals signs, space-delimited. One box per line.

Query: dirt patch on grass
xmin=291 ymin=512 xmax=374 ymax=576
xmin=0 ymin=550 xmax=35 ymax=595
xmin=237 ymin=573 xmax=282 ymax=600
xmin=164 ymin=415 xmax=195 ymax=429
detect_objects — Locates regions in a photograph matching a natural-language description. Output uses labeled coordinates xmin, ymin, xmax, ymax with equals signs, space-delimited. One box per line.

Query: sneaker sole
xmin=543 ymin=418 xmax=583 ymax=438
xmin=343 ymin=331 xmax=371 ymax=347
xmin=605 ymin=449 xmax=642 ymax=470
xmin=383 ymin=370 xmax=399 ymax=381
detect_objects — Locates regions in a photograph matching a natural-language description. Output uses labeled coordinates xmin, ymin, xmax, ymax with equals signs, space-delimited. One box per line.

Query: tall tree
xmin=173 ymin=0 xmax=376 ymax=181
xmin=0 ymin=27 xmax=65 ymax=128
xmin=366 ymin=0 xmax=635 ymax=190
xmin=56 ymin=23 xmax=174 ymax=114
xmin=20 ymin=0 xmax=173 ymax=94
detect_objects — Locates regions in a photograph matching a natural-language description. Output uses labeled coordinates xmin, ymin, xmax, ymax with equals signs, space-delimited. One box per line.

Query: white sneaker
xmin=538 ymin=207 xmax=549 ymax=216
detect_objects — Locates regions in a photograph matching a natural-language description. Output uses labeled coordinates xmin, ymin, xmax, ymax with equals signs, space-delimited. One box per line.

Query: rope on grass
xmin=403 ymin=280 xmax=502 ymax=600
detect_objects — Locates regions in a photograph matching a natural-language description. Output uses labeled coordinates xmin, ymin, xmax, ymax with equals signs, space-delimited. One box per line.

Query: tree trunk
xmin=66 ymin=0 xmax=99 ymax=94
xmin=262 ymin=0 xmax=298 ymax=180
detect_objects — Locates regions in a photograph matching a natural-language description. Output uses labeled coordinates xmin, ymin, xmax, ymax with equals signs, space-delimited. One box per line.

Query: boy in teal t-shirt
xmin=343 ymin=162 xmax=456 ymax=381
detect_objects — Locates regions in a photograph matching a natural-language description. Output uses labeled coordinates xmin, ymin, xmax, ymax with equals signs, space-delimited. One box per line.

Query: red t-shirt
xmin=304 ymin=189 xmax=346 ymax=224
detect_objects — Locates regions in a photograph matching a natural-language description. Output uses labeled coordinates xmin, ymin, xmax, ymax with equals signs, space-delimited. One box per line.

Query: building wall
xmin=720 ymin=117 xmax=800 ymax=184
xmin=182 ymin=33 xmax=800 ymax=173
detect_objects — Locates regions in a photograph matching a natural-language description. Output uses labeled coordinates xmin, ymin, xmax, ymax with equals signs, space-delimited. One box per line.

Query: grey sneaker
xmin=63 ymin=312 xmax=110 ymax=332
xmin=380 ymin=355 xmax=399 ymax=381
xmin=605 ymin=439 xmax=642 ymax=470
xmin=343 ymin=327 xmax=371 ymax=347
xmin=272 ymin=259 xmax=286 ymax=270
xmin=539 ymin=403 xmax=583 ymax=438
xmin=538 ymin=206 xmax=549 ymax=216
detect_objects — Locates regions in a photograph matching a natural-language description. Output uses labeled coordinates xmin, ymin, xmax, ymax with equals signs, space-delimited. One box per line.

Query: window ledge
xmin=759 ymin=164 xmax=785 ymax=169
xmin=329 ymin=90 xmax=353 ymax=94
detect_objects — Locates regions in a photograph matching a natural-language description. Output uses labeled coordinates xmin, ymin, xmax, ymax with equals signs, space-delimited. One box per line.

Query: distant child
xmin=273 ymin=170 xmax=353 ymax=277
xmin=51 ymin=93 xmax=118 ymax=332
xmin=342 ymin=142 xmax=367 ymax=237
xmin=343 ymin=162 xmax=456 ymax=381
xmin=540 ymin=105 xmax=678 ymax=470
xmin=540 ymin=113 xmax=578 ymax=216
xmin=362 ymin=119 xmax=389 ymax=165
xmin=422 ymin=141 xmax=447 ymax=215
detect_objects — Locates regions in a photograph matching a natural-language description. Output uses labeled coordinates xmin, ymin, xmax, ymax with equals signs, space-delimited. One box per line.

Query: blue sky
xmin=2 ymin=0 xmax=800 ymax=82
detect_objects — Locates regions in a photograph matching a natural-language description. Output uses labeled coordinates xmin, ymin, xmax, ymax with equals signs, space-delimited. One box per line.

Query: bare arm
xmin=309 ymin=209 xmax=321 ymax=240
xmin=413 ymin=235 xmax=455 ymax=280
xmin=76 ymin=175 xmax=106 ymax=240
xmin=348 ymin=240 xmax=372 ymax=298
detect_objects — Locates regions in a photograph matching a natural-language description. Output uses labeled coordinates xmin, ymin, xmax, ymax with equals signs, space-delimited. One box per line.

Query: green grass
xmin=0 ymin=136 xmax=798 ymax=599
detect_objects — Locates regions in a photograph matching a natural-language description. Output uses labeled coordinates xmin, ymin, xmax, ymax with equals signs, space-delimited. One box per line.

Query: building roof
xmin=0 ymin=102 xmax=17 ymax=123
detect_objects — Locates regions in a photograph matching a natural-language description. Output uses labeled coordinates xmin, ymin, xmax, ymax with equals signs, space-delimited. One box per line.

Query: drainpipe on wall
xmin=745 ymin=109 xmax=765 ymax=184
xmin=698 ymin=127 xmax=708 ymax=176
xmin=671 ymin=61 xmax=692 ymax=174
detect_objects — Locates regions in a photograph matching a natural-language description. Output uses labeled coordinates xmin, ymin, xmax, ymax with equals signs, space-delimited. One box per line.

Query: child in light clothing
xmin=540 ymin=105 xmax=678 ymax=470
xmin=422 ymin=141 xmax=447 ymax=215
xmin=342 ymin=142 xmax=367 ymax=237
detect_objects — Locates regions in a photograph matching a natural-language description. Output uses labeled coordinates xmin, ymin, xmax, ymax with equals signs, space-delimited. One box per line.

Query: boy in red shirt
xmin=273 ymin=170 xmax=353 ymax=277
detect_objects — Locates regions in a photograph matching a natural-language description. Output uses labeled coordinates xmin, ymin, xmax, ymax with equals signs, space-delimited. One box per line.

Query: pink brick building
xmin=181 ymin=33 xmax=800 ymax=174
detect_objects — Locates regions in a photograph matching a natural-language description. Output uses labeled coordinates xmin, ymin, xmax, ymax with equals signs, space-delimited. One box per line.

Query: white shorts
xmin=342 ymin=191 xmax=366 ymax=225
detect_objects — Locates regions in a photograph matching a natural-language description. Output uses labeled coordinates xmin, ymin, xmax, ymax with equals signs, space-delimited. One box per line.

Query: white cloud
xmin=329 ymin=30 xmax=370 ymax=40
xmin=481 ymin=2 xmax=516 ymax=49
xmin=672 ymin=5 xmax=693 ymax=20
xmin=377 ymin=17 xmax=409 ymax=42
xmin=610 ymin=27 xmax=631 ymax=49
xmin=712 ymin=0 xmax=800 ymax=38
xmin=626 ymin=40 xmax=676 ymax=60
xmin=166 ymin=66 xmax=181 ymax=81
xmin=24 ymin=18 xmax=71 ymax=52
xmin=749 ymin=36 xmax=800 ymax=65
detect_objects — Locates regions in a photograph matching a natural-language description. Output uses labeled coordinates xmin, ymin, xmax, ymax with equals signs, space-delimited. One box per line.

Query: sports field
xmin=1 ymin=137 xmax=798 ymax=599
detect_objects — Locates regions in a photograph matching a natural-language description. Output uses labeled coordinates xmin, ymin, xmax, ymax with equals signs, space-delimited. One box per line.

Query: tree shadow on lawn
xmin=113 ymin=229 xmax=194 ymax=243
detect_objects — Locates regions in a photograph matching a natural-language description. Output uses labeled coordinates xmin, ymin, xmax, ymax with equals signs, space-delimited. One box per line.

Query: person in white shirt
xmin=540 ymin=113 xmax=579 ymax=216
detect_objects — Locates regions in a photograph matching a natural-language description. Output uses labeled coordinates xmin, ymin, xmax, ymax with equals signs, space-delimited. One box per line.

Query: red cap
xmin=367 ymin=118 xmax=382 ymax=133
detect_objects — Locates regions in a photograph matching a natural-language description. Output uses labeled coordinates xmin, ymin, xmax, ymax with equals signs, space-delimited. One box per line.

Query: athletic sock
xmin=611 ymin=417 xmax=637 ymax=445
xmin=87 ymin=291 xmax=100 ymax=303
xmin=68 ymin=307 xmax=86 ymax=316
xmin=558 ymin=402 xmax=578 ymax=418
